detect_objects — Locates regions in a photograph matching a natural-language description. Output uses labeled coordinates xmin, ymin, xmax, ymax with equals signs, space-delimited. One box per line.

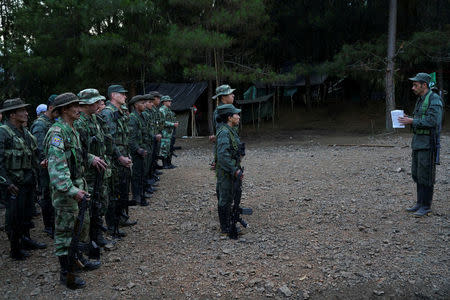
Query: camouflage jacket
xmin=99 ymin=101 xmax=130 ymax=160
xmin=213 ymin=101 xmax=225 ymax=134
xmin=151 ymin=106 xmax=164 ymax=134
xmin=45 ymin=119 xmax=93 ymax=209
xmin=216 ymin=124 xmax=241 ymax=177
xmin=128 ymin=111 xmax=148 ymax=155
xmin=0 ymin=121 xmax=38 ymax=186
xmin=142 ymin=108 xmax=156 ymax=147
xmin=74 ymin=112 xmax=111 ymax=180
xmin=31 ymin=114 xmax=54 ymax=161
xmin=411 ymin=90 xmax=443 ymax=150
xmin=159 ymin=105 xmax=177 ymax=136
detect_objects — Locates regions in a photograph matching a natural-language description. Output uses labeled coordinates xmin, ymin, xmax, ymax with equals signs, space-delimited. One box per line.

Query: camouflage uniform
xmin=99 ymin=100 xmax=131 ymax=230
xmin=46 ymin=117 xmax=93 ymax=256
xmin=159 ymin=102 xmax=177 ymax=159
xmin=74 ymin=109 xmax=111 ymax=243
xmin=31 ymin=113 xmax=55 ymax=234
xmin=406 ymin=73 xmax=443 ymax=216
xmin=214 ymin=104 xmax=242 ymax=233
xmin=0 ymin=118 xmax=39 ymax=257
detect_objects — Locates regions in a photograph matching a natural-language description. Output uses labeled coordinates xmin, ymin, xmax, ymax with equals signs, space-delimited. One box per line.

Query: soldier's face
xmin=163 ymin=101 xmax=171 ymax=107
xmin=229 ymin=113 xmax=240 ymax=126
xmin=112 ymin=92 xmax=127 ymax=105
xmin=412 ymin=81 xmax=427 ymax=96
xmin=64 ymin=104 xmax=81 ymax=121
xmin=0 ymin=112 xmax=2 ymax=122
xmin=11 ymin=108 xmax=28 ymax=124
xmin=222 ymin=94 xmax=234 ymax=104
xmin=97 ymin=101 xmax=105 ymax=112
xmin=87 ymin=102 xmax=99 ymax=115
xmin=145 ymin=100 xmax=153 ymax=109
xmin=135 ymin=100 xmax=146 ymax=113
xmin=154 ymin=97 xmax=161 ymax=106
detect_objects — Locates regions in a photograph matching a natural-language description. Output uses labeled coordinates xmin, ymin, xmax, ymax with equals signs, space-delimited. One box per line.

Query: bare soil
xmin=1 ymin=130 xmax=449 ymax=299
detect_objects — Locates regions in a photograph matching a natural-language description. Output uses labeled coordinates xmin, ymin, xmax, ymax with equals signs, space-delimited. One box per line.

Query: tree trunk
xmin=385 ymin=0 xmax=397 ymax=131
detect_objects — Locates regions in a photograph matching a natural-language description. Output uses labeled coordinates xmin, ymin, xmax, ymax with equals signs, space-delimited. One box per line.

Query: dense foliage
xmin=1 ymin=0 xmax=449 ymax=108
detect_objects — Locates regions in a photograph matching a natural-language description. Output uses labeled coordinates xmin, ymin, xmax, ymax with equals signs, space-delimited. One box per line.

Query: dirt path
xmin=1 ymin=132 xmax=449 ymax=299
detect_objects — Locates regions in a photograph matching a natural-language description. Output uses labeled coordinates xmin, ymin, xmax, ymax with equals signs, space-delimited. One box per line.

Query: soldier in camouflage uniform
xmin=142 ymin=93 xmax=161 ymax=194
xmin=45 ymin=93 xmax=106 ymax=289
xmin=159 ymin=95 xmax=178 ymax=169
xmin=215 ymin=104 xmax=243 ymax=234
xmin=99 ymin=85 xmax=133 ymax=238
xmin=0 ymin=98 xmax=47 ymax=260
xmin=31 ymin=94 xmax=58 ymax=238
xmin=399 ymin=73 xmax=443 ymax=217
xmin=128 ymin=95 xmax=151 ymax=206
xmin=149 ymin=91 xmax=164 ymax=174
xmin=74 ymin=89 xmax=112 ymax=247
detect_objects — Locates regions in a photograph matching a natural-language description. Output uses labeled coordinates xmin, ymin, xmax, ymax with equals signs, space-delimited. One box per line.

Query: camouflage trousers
xmin=217 ymin=171 xmax=233 ymax=208
xmin=54 ymin=207 xmax=90 ymax=256
xmin=159 ymin=137 xmax=171 ymax=158
xmin=412 ymin=149 xmax=436 ymax=187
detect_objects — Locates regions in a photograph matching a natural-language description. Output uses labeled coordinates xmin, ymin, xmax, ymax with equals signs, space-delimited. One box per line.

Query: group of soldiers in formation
xmin=1 ymin=73 xmax=441 ymax=290
xmin=0 ymin=85 xmax=182 ymax=289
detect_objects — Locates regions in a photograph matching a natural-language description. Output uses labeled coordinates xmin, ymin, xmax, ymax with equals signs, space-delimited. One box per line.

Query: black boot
xmin=22 ymin=229 xmax=47 ymax=250
xmin=155 ymin=170 xmax=163 ymax=175
xmin=406 ymin=184 xmax=422 ymax=212
xmin=119 ymin=215 xmax=137 ymax=227
xmin=414 ymin=185 xmax=433 ymax=217
xmin=218 ymin=205 xmax=230 ymax=234
xmin=76 ymin=252 xmax=101 ymax=271
xmin=10 ymin=234 xmax=27 ymax=260
xmin=59 ymin=255 xmax=85 ymax=289
xmin=168 ymin=156 xmax=177 ymax=169
xmin=140 ymin=198 xmax=149 ymax=206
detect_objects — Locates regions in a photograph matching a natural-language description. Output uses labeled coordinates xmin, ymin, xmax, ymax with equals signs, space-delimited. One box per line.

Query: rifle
xmin=229 ymin=142 xmax=253 ymax=240
xmin=66 ymin=194 xmax=90 ymax=289
xmin=434 ymin=124 xmax=441 ymax=165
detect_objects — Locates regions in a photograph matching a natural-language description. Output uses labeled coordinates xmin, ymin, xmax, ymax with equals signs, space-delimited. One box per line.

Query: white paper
xmin=391 ymin=110 xmax=405 ymax=128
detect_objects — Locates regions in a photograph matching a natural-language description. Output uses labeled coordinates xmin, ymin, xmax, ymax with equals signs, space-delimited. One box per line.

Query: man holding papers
xmin=398 ymin=73 xmax=443 ymax=217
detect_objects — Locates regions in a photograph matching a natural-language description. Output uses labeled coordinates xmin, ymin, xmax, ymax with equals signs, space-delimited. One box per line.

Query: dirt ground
xmin=0 ymin=130 xmax=449 ymax=299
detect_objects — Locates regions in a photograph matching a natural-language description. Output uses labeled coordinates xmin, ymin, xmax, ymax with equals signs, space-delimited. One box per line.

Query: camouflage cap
xmin=47 ymin=94 xmax=58 ymax=106
xmin=216 ymin=104 xmax=241 ymax=116
xmin=78 ymin=88 xmax=106 ymax=105
xmin=0 ymin=98 xmax=30 ymax=113
xmin=128 ymin=95 xmax=146 ymax=107
xmin=409 ymin=73 xmax=431 ymax=85
xmin=161 ymin=95 xmax=172 ymax=102
xmin=107 ymin=84 xmax=128 ymax=97
xmin=212 ymin=84 xmax=235 ymax=100
xmin=52 ymin=92 xmax=80 ymax=109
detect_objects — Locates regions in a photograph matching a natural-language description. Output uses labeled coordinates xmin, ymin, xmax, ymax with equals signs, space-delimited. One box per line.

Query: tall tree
xmin=385 ymin=0 xmax=397 ymax=131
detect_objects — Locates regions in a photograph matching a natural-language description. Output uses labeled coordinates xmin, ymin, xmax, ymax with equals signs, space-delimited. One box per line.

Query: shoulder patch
xmin=51 ymin=135 xmax=62 ymax=147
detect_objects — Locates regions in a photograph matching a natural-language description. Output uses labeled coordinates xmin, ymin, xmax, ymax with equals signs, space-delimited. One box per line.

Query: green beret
xmin=52 ymin=93 xmax=80 ymax=109
xmin=128 ymin=95 xmax=145 ymax=107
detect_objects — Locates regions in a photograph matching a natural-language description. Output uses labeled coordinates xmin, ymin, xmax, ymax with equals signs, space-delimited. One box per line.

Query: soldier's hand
xmin=156 ymin=134 xmax=162 ymax=141
xmin=118 ymin=156 xmax=132 ymax=168
xmin=8 ymin=184 xmax=19 ymax=195
xmin=174 ymin=122 xmax=179 ymax=128
xmin=92 ymin=156 xmax=107 ymax=172
xmin=398 ymin=116 xmax=413 ymax=125
xmin=40 ymin=159 xmax=48 ymax=169
xmin=234 ymin=170 xmax=244 ymax=180
xmin=75 ymin=190 xmax=90 ymax=203
xmin=137 ymin=148 xmax=147 ymax=157
xmin=209 ymin=135 xmax=216 ymax=143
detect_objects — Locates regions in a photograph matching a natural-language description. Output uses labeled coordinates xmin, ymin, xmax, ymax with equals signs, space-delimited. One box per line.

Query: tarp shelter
xmin=145 ymin=82 xmax=207 ymax=137
xmin=235 ymin=93 xmax=274 ymax=128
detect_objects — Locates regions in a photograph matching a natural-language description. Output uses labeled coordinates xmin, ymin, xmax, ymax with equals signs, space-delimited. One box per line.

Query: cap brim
xmin=53 ymin=99 xmax=81 ymax=109
xmin=234 ymin=108 xmax=241 ymax=114
xmin=408 ymin=77 xmax=419 ymax=81
xmin=80 ymin=95 xmax=106 ymax=105
xmin=0 ymin=103 xmax=30 ymax=113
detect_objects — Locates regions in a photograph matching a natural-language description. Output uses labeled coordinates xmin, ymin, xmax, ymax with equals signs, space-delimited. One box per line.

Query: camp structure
xmin=145 ymin=82 xmax=207 ymax=137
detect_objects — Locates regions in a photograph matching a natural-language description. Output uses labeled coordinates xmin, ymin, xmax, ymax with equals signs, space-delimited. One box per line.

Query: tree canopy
xmin=1 ymin=0 xmax=449 ymax=109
